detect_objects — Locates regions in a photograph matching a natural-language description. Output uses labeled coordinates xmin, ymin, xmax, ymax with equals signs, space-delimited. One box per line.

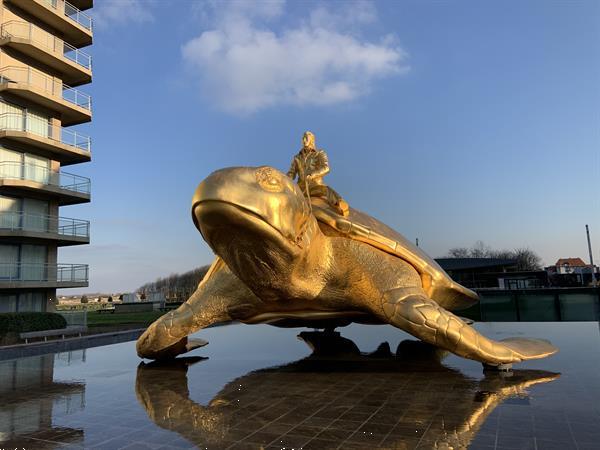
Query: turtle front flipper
xmin=136 ymin=257 xmax=258 ymax=360
xmin=380 ymin=290 xmax=558 ymax=366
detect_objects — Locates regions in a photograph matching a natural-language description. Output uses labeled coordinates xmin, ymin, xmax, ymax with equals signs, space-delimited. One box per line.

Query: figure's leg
xmin=323 ymin=186 xmax=349 ymax=217
xmin=137 ymin=257 xmax=259 ymax=360
xmin=378 ymin=288 xmax=557 ymax=366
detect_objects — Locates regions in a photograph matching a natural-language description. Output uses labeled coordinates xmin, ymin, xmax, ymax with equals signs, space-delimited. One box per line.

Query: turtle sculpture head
xmin=192 ymin=166 xmax=322 ymax=292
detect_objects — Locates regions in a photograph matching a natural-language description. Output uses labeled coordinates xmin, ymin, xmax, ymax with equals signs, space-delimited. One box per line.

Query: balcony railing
xmin=43 ymin=0 xmax=93 ymax=32
xmin=0 ymin=211 xmax=89 ymax=238
xmin=0 ymin=66 xmax=91 ymax=110
xmin=0 ymin=262 xmax=88 ymax=283
xmin=0 ymin=21 xmax=92 ymax=70
xmin=0 ymin=161 xmax=91 ymax=194
xmin=0 ymin=112 xmax=91 ymax=152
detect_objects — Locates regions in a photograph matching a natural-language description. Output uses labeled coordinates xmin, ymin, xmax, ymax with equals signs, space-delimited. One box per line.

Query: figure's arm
xmin=286 ymin=157 xmax=298 ymax=180
xmin=308 ymin=150 xmax=330 ymax=179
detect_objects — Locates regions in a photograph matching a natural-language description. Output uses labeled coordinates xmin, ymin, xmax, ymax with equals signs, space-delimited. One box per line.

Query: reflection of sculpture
xmin=136 ymin=333 xmax=559 ymax=449
xmin=137 ymin=144 xmax=558 ymax=367
xmin=287 ymin=131 xmax=349 ymax=216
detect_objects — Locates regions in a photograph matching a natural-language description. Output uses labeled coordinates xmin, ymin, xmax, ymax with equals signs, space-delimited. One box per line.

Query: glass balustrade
xmin=0 ymin=112 xmax=91 ymax=152
xmin=0 ymin=21 xmax=92 ymax=70
xmin=0 ymin=161 xmax=91 ymax=194
xmin=0 ymin=66 xmax=91 ymax=111
xmin=0 ymin=211 xmax=89 ymax=237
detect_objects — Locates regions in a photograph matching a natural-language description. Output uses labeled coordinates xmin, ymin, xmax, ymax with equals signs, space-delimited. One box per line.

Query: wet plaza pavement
xmin=1 ymin=322 xmax=600 ymax=449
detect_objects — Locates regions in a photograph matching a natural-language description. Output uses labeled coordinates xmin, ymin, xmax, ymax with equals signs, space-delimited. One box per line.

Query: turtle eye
xmin=255 ymin=167 xmax=284 ymax=192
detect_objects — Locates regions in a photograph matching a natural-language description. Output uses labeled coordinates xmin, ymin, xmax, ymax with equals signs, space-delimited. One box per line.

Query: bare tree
xmin=445 ymin=242 xmax=542 ymax=271
xmin=138 ymin=265 xmax=212 ymax=300
xmin=447 ymin=247 xmax=471 ymax=258
xmin=470 ymin=240 xmax=491 ymax=258
xmin=488 ymin=249 xmax=514 ymax=259
xmin=512 ymin=248 xmax=542 ymax=271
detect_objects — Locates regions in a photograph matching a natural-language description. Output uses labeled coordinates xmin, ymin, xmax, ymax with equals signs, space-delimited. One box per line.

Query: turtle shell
xmin=311 ymin=201 xmax=479 ymax=311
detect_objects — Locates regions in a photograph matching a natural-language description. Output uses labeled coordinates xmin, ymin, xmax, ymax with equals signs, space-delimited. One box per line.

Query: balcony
xmin=0 ymin=66 xmax=91 ymax=125
xmin=0 ymin=262 xmax=88 ymax=288
xmin=0 ymin=113 xmax=90 ymax=165
xmin=6 ymin=0 xmax=93 ymax=47
xmin=0 ymin=21 xmax=92 ymax=86
xmin=0 ymin=161 xmax=90 ymax=205
xmin=0 ymin=212 xmax=89 ymax=245
xmin=68 ymin=0 xmax=92 ymax=11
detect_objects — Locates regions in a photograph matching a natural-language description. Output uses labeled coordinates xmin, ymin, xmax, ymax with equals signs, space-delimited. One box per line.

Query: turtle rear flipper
xmin=499 ymin=338 xmax=558 ymax=360
xmin=380 ymin=291 xmax=558 ymax=366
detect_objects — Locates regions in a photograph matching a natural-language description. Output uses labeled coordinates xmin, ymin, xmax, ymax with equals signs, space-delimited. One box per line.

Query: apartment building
xmin=0 ymin=0 xmax=92 ymax=312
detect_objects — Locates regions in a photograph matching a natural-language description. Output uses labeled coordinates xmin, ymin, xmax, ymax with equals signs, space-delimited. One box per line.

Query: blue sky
xmin=60 ymin=0 xmax=600 ymax=293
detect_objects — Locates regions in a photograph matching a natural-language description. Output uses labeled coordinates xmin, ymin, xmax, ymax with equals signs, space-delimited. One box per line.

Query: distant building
xmin=436 ymin=258 xmax=548 ymax=289
xmin=550 ymin=258 xmax=590 ymax=274
xmin=120 ymin=293 xmax=139 ymax=303
xmin=546 ymin=258 xmax=598 ymax=287
xmin=146 ymin=291 xmax=165 ymax=303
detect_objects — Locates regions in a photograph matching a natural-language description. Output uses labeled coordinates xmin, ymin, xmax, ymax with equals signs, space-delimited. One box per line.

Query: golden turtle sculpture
xmin=136 ymin=165 xmax=557 ymax=368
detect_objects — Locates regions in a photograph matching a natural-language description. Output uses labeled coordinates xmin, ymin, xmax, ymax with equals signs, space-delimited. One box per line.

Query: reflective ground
xmin=1 ymin=322 xmax=599 ymax=449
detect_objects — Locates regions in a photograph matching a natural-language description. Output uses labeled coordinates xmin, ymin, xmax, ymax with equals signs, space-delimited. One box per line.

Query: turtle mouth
xmin=193 ymin=200 xmax=302 ymax=250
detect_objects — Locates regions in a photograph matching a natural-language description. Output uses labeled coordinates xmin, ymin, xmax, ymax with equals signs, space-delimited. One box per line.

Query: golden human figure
xmin=287 ymin=131 xmax=349 ymax=216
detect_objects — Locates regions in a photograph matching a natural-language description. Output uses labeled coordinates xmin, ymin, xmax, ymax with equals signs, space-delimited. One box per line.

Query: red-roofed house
xmin=546 ymin=257 xmax=598 ymax=287
xmin=554 ymin=258 xmax=589 ymax=274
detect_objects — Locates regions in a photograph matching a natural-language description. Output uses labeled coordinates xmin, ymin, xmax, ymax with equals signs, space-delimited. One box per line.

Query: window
xmin=23 ymin=198 xmax=49 ymax=232
xmin=0 ymin=195 xmax=19 ymax=229
xmin=25 ymin=110 xmax=50 ymax=138
xmin=0 ymin=196 xmax=49 ymax=232
xmin=0 ymin=100 xmax=24 ymax=131
xmin=0 ymin=146 xmax=51 ymax=184
xmin=0 ymin=292 xmax=46 ymax=313
xmin=20 ymin=245 xmax=47 ymax=281
xmin=24 ymin=154 xmax=50 ymax=184
xmin=0 ymin=100 xmax=51 ymax=138
xmin=0 ymin=244 xmax=48 ymax=281
xmin=0 ymin=147 xmax=22 ymax=179
xmin=18 ymin=292 xmax=45 ymax=312
xmin=0 ymin=294 xmax=17 ymax=313
xmin=0 ymin=244 xmax=19 ymax=279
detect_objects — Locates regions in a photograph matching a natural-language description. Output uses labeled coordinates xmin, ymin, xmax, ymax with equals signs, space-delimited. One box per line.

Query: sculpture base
xmin=483 ymin=362 xmax=513 ymax=372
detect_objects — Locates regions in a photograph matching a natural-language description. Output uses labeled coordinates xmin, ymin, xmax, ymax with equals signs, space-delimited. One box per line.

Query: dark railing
xmin=0 ymin=263 xmax=88 ymax=283
xmin=0 ymin=211 xmax=89 ymax=238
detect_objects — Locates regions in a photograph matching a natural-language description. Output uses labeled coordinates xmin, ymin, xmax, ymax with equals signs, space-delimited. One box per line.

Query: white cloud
xmin=182 ymin=0 xmax=408 ymax=114
xmin=93 ymin=0 xmax=154 ymax=28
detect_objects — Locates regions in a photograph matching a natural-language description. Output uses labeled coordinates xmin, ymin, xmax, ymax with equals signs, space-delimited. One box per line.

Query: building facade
xmin=435 ymin=258 xmax=549 ymax=289
xmin=0 ymin=0 xmax=92 ymax=312
xmin=546 ymin=258 xmax=598 ymax=287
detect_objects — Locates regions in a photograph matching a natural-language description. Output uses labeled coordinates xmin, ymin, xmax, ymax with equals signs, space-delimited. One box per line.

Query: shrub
xmin=0 ymin=312 xmax=67 ymax=336
xmin=80 ymin=295 xmax=88 ymax=304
